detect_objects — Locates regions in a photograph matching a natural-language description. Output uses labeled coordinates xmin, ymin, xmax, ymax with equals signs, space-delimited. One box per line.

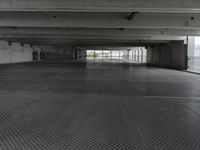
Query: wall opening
xmin=86 ymin=47 xmax=147 ymax=64
xmin=188 ymin=36 xmax=200 ymax=73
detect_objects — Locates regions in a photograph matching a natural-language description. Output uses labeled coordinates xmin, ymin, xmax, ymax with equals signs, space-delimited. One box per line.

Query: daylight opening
xmin=86 ymin=47 xmax=147 ymax=64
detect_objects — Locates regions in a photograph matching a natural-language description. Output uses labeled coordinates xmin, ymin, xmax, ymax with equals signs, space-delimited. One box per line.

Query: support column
xmin=141 ymin=48 xmax=144 ymax=63
xmin=135 ymin=50 xmax=137 ymax=61
xmin=110 ymin=50 xmax=112 ymax=63
xmin=102 ymin=50 xmax=103 ymax=63
xmin=119 ymin=50 xmax=121 ymax=63
xmin=132 ymin=50 xmax=134 ymax=60
xmin=38 ymin=46 xmax=41 ymax=61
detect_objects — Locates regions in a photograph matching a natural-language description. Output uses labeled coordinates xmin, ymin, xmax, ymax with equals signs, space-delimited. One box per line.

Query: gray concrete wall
xmin=0 ymin=40 xmax=33 ymax=64
xmin=147 ymin=41 xmax=187 ymax=70
xmin=41 ymin=46 xmax=74 ymax=60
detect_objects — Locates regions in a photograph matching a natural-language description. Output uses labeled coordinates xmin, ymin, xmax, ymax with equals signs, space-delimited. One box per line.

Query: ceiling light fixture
xmin=127 ymin=12 xmax=139 ymax=21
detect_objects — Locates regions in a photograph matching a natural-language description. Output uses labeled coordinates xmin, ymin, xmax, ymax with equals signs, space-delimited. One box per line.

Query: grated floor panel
xmin=0 ymin=62 xmax=200 ymax=150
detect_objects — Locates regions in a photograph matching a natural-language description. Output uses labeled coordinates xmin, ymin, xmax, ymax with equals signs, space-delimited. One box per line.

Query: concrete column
xmin=110 ymin=50 xmax=112 ymax=63
xmin=137 ymin=50 xmax=139 ymax=62
xmin=73 ymin=49 xmax=74 ymax=61
xmin=102 ymin=50 xmax=103 ymax=63
xmin=135 ymin=50 xmax=137 ymax=61
xmin=132 ymin=50 xmax=134 ymax=60
xmin=38 ymin=46 xmax=41 ymax=61
xmin=93 ymin=50 xmax=95 ymax=62
xmin=141 ymin=48 xmax=144 ymax=63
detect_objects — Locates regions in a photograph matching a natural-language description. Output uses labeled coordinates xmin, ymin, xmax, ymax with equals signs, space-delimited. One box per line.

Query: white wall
xmin=0 ymin=40 xmax=33 ymax=64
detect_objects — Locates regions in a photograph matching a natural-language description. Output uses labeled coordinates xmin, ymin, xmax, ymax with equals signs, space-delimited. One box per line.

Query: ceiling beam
xmin=0 ymin=27 xmax=199 ymax=36
xmin=1 ymin=38 xmax=169 ymax=46
xmin=0 ymin=34 xmax=186 ymax=41
xmin=0 ymin=12 xmax=199 ymax=29
xmin=0 ymin=0 xmax=200 ymax=13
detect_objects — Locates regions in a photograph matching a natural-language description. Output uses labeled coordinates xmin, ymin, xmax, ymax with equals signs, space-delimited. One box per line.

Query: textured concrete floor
xmin=0 ymin=62 xmax=200 ymax=150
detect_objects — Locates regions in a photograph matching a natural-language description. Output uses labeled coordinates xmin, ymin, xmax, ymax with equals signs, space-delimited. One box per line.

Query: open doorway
xmin=86 ymin=47 xmax=147 ymax=64
xmin=187 ymin=37 xmax=200 ymax=73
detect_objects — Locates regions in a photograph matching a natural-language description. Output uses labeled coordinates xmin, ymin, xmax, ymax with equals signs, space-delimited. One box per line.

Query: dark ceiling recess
xmin=191 ymin=17 xmax=194 ymax=20
xmin=127 ymin=12 xmax=139 ymax=21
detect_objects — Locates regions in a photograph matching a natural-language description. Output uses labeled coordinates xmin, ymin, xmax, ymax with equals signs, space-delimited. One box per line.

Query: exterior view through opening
xmin=86 ymin=47 xmax=147 ymax=64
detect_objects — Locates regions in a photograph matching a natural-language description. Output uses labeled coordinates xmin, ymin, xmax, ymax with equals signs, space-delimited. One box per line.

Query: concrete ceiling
xmin=0 ymin=0 xmax=199 ymax=46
